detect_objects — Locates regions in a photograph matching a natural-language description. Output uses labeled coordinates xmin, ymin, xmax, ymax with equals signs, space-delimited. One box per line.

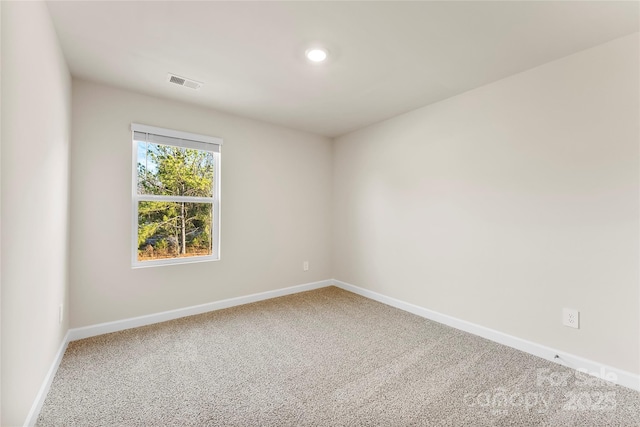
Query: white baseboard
xmin=23 ymin=331 xmax=70 ymax=427
xmin=68 ymin=279 xmax=333 ymax=341
xmin=333 ymin=279 xmax=640 ymax=392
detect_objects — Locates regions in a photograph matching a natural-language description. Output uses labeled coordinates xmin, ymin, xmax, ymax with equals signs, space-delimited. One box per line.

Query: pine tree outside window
xmin=132 ymin=124 xmax=222 ymax=267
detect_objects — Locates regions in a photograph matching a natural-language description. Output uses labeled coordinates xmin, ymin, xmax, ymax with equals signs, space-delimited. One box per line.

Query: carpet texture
xmin=37 ymin=287 xmax=639 ymax=426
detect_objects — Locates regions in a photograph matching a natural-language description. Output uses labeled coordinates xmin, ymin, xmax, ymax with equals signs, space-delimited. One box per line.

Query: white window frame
xmin=131 ymin=123 xmax=222 ymax=268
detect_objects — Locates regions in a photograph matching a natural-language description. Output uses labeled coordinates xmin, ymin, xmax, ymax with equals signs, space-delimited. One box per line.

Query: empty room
xmin=1 ymin=1 xmax=639 ymax=426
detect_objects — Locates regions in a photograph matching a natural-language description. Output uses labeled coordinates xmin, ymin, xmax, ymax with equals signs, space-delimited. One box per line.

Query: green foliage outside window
xmin=137 ymin=143 xmax=215 ymax=261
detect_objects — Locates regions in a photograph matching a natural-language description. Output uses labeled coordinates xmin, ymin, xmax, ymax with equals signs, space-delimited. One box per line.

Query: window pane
xmin=137 ymin=201 xmax=213 ymax=261
xmin=136 ymin=141 xmax=215 ymax=197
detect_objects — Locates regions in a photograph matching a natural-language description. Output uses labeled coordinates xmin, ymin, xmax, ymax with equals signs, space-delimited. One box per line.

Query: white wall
xmin=333 ymin=34 xmax=639 ymax=374
xmin=1 ymin=1 xmax=71 ymax=425
xmin=70 ymin=80 xmax=333 ymax=328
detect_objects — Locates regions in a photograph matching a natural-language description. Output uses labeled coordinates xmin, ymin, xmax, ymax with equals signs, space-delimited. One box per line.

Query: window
xmin=132 ymin=124 xmax=222 ymax=267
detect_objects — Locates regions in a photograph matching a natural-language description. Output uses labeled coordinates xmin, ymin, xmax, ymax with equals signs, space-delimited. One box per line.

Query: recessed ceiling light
xmin=305 ymin=48 xmax=328 ymax=63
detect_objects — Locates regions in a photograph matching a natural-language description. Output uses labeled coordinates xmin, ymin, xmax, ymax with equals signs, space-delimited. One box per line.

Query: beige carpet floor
xmin=37 ymin=286 xmax=639 ymax=426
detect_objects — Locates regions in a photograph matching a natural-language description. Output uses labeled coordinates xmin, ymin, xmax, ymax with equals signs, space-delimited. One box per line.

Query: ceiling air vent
xmin=167 ymin=73 xmax=203 ymax=90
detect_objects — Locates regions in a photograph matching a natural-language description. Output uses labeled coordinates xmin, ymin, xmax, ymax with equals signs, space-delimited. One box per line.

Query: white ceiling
xmin=46 ymin=1 xmax=638 ymax=137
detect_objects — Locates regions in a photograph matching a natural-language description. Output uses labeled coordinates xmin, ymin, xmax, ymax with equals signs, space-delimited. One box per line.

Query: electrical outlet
xmin=59 ymin=304 xmax=63 ymax=324
xmin=303 ymin=261 xmax=309 ymax=271
xmin=562 ymin=308 xmax=579 ymax=329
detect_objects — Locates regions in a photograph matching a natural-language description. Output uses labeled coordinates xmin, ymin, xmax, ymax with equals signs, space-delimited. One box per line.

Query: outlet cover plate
xmin=563 ymin=308 xmax=579 ymax=329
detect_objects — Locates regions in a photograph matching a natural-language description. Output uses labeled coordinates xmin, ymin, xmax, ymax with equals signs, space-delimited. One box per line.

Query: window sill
xmin=132 ymin=255 xmax=220 ymax=269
